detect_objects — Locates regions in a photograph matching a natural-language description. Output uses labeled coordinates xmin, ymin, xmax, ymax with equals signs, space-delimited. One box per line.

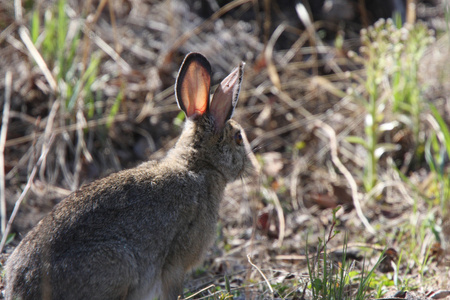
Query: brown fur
xmin=5 ymin=53 xmax=248 ymax=300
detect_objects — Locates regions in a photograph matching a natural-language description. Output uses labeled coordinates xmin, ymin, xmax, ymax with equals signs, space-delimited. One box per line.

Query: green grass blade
xmin=430 ymin=104 xmax=450 ymax=161
xmin=31 ymin=9 xmax=40 ymax=44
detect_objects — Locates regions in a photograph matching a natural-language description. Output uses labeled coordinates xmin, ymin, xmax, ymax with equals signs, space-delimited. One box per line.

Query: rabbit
xmin=5 ymin=52 xmax=248 ymax=300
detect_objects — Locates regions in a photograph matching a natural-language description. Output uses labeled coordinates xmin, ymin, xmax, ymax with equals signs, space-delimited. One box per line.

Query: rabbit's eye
xmin=234 ymin=132 xmax=243 ymax=145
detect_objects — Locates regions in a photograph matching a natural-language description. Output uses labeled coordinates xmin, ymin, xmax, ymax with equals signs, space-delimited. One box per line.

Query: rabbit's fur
xmin=5 ymin=53 xmax=248 ymax=300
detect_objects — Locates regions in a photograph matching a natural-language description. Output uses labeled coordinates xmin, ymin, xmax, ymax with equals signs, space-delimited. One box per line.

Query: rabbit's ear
xmin=210 ymin=62 xmax=245 ymax=132
xmin=175 ymin=53 xmax=212 ymax=119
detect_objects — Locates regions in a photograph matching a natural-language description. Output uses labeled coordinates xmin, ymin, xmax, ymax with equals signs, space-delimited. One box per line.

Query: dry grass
xmin=1 ymin=0 xmax=450 ymax=298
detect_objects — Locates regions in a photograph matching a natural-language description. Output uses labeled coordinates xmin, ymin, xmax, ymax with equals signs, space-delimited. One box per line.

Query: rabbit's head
xmin=173 ymin=53 xmax=248 ymax=182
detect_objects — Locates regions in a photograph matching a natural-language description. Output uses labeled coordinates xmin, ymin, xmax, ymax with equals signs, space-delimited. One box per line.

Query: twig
xmin=15 ymin=0 xmax=57 ymax=92
xmin=72 ymin=108 xmax=93 ymax=190
xmin=314 ymin=120 xmax=376 ymax=235
xmin=72 ymin=109 xmax=84 ymax=186
xmin=0 ymin=71 xmax=12 ymax=234
xmin=183 ymin=284 xmax=215 ymax=300
xmin=37 ymin=100 xmax=59 ymax=184
xmin=290 ymin=156 xmax=306 ymax=211
xmin=0 ymin=135 xmax=55 ymax=253
xmin=0 ymin=23 xmax=17 ymax=44
xmin=14 ymin=0 xmax=23 ymax=21
xmin=406 ymin=0 xmax=416 ymax=24
xmin=295 ymin=3 xmax=343 ymax=75
xmin=247 ymin=254 xmax=273 ymax=297
xmin=18 ymin=26 xmax=58 ymax=93
xmin=264 ymin=23 xmax=285 ymax=90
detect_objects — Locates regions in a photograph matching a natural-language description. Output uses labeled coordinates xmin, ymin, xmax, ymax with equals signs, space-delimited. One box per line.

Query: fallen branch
xmin=313 ymin=120 xmax=376 ymax=235
xmin=247 ymin=254 xmax=273 ymax=297
xmin=0 ymin=71 xmax=12 ymax=234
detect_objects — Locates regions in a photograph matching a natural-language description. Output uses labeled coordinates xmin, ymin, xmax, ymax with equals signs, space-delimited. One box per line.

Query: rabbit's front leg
xmin=161 ymin=263 xmax=185 ymax=300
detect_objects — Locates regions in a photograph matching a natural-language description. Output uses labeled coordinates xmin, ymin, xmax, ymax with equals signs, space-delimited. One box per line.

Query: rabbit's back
xmin=6 ymin=159 xmax=224 ymax=300
xmin=5 ymin=52 xmax=247 ymax=300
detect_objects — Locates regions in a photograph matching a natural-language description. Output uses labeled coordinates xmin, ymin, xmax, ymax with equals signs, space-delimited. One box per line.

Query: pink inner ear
xmin=180 ymin=64 xmax=210 ymax=117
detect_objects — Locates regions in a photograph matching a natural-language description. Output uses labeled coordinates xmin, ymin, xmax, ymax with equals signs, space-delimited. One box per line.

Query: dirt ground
xmin=1 ymin=0 xmax=450 ymax=298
